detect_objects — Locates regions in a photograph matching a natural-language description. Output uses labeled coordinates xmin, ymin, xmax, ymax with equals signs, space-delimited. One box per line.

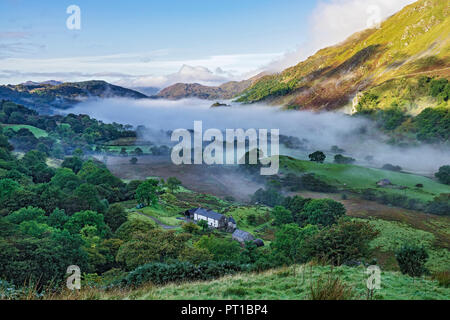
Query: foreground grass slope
xmin=84 ymin=265 xmax=449 ymax=300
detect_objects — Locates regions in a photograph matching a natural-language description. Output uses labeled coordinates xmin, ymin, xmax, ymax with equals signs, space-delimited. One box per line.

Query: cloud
xmin=266 ymin=0 xmax=416 ymax=71
xmin=0 ymin=42 xmax=45 ymax=59
xmin=0 ymin=52 xmax=282 ymax=86
xmin=0 ymin=32 xmax=30 ymax=39
xmin=118 ymin=65 xmax=232 ymax=88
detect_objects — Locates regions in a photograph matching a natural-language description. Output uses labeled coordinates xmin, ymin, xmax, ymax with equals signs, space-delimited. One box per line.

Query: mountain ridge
xmin=0 ymin=80 xmax=148 ymax=113
xmin=236 ymin=0 xmax=449 ymax=110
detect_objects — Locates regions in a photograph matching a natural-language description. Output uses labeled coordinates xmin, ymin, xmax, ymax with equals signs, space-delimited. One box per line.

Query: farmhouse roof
xmin=192 ymin=208 xmax=224 ymax=220
xmin=232 ymin=229 xmax=254 ymax=241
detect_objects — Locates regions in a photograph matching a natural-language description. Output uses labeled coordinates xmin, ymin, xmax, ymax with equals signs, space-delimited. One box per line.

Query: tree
xmin=182 ymin=222 xmax=200 ymax=234
xmin=116 ymin=230 xmax=190 ymax=270
xmin=167 ymin=177 xmax=182 ymax=193
xmin=197 ymin=220 xmax=209 ymax=232
xmin=135 ymin=179 xmax=161 ymax=207
xmin=6 ymin=207 xmax=47 ymax=225
xmin=271 ymin=206 xmax=293 ymax=226
xmin=64 ymin=210 xmax=110 ymax=238
xmin=62 ymin=156 xmax=83 ymax=174
xmin=395 ymin=245 xmax=429 ymax=277
xmin=334 ymin=154 xmax=356 ymax=165
xmin=134 ymin=147 xmax=144 ymax=156
xmin=305 ymin=220 xmax=379 ymax=266
xmin=115 ymin=219 xmax=156 ymax=241
xmin=309 ymin=151 xmax=326 ymax=163
xmin=178 ymin=246 xmax=213 ymax=265
xmin=435 ymin=165 xmax=450 ymax=185
xmin=130 ymin=157 xmax=138 ymax=165
xmin=104 ymin=204 xmax=128 ymax=232
xmin=50 ymin=168 xmax=81 ymax=193
xmin=73 ymin=148 xmax=84 ymax=158
xmin=195 ymin=235 xmax=243 ymax=262
xmin=283 ymin=196 xmax=311 ymax=222
xmin=0 ymin=179 xmax=21 ymax=206
xmin=272 ymin=224 xmax=319 ymax=266
xmin=299 ymin=199 xmax=346 ymax=227
xmin=48 ymin=209 xmax=69 ymax=229
xmin=73 ymin=183 xmax=106 ymax=213
xmin=251 ymin=188 xmax=284 ymax=207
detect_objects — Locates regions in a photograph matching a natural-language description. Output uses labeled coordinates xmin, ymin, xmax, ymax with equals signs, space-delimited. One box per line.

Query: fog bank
xmin=68 ymin=98 xmax=450 ymax=175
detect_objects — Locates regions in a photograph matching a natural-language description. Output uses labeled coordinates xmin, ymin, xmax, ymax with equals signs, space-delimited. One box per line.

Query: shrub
xmin=426 ymin=194 xmax=450 ymax=216
xmin=334 ymin=154 xmax=356 ymax=165
xmin=308 ymin=273 xmax=354 ymax=300
xmin=395 ymin=245 xmax=429 ymax=277
xmin=300 ymin=174 xmax=337 ymax=193
xmin=305 ymin=220 xmax=379 ymax=266
xmin=124 ymin=261 xmax=246 ymax=287
xmin=431 ymin=271 xmax=450 ymax=288
xmin=382 ymin=164 xmax=402 ymax=172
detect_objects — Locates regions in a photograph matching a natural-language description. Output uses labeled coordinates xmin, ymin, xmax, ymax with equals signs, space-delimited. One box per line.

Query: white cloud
xmin=122 ymin=65 xmax=230 ymax=88
xmin=0 ymin=52 xmax=282 ymax=86
xmin=266 ymin=0 xmax=416 ymax=71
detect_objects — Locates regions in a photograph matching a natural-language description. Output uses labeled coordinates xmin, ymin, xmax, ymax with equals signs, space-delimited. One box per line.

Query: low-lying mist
xmin=68 ymin=98 xmax=450 ymax=176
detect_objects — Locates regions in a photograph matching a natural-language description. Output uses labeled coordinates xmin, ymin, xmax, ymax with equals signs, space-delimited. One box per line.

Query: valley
xmin=0 ymin=0 xmax=449 ymax=302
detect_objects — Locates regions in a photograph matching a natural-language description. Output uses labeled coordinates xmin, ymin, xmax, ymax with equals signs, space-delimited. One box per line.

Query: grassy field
xmin=280 ymin=156 xmax=450 ymax=202
xmin=85 ymin=265 xmax=449 ymax=300
xmin=2 ymin=124 xmax=48 ymax=138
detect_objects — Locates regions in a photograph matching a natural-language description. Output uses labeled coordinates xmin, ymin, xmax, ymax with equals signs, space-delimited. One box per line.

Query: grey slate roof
xmin=193 ymin=208 xmax=224 ymax=221
xmin=232 ymin=229 xmax=254 ymax=241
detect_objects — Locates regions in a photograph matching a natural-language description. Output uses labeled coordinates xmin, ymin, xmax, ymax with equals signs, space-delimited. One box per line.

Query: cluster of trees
xmin=268 ymin=196 xmax=379 ymax=267
xmin=0 ymin=100 xmax=135 ymax=157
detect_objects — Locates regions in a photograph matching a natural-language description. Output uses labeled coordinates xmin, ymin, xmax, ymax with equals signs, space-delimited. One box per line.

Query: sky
xmin=0 ymin=0 xmax=415 ymax=87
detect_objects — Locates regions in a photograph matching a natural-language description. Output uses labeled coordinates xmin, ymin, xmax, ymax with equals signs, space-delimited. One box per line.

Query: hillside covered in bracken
xmin=237 ymin=0 xmax=449 ymax=111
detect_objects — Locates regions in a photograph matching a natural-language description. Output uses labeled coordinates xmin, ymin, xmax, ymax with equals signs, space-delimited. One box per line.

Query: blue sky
xmin=0 ymin=0 xmax=414 ymax=87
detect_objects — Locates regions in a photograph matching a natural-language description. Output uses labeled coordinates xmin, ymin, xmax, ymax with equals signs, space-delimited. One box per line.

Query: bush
xmin=334 ymin=154 xmax=356 ymax=165
xmin=300 ymin=174 xmax=337 ymax=193
xmin=305 ymin=220 xmax=379 ymax=266
xmin=395 ymin=245 xmax=429 ymax=277
xmin=308 ymin=273 xmax=354 ymax=300
xmin=426 ymin=194 xmax=450 ymax=216
xmin=431 ymin=271 xmax=450 ymax=288
xmin=382 ymin=164 xmax=402 ymax=172
xmin=124 ymin=261 xmax=247 ymax=287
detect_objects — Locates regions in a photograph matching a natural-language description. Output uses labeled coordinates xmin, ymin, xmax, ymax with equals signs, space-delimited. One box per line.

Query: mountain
xmin=237 ymin=0 xmax=449 ymax=111
xmin=155 ymin=79 xmax=253 ymax=100
xmin=0 ymin=80 xmax=148 ymax=112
